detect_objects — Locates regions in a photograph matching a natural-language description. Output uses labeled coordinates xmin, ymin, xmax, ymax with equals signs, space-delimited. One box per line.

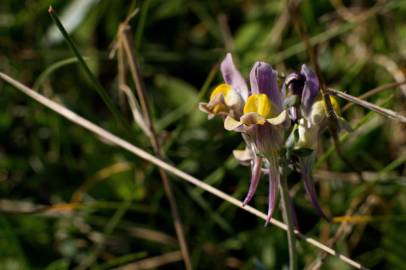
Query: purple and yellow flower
xmin=284 ymin=65 xmax=342 ymax=220
xmin=200 ymin=54 xmax=345 ymax=224
xmin=284 ymin=64 xmax=341 ymax=128
xmin=225 ymin=62 xmax=290 ymax=224
xmin=201 ymin=54 xmax=288 ymax=224
xmin=199 ymin=54 xmax=248 ymax=120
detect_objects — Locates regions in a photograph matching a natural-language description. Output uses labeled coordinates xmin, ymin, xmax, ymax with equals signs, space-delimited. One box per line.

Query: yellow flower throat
xmin=210 ymin=84 xmax=232 ymax=113
xmin=243 ymin=94 xmax=272 ymax=118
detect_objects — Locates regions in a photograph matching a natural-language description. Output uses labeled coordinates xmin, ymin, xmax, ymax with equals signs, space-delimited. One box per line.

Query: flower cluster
xmin=200 ymin=53 xmax=346 ymax=224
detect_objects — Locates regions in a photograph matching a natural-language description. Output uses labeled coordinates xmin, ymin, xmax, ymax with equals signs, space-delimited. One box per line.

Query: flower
xmin=199 ymin=53 xmax=248 ymax=120
xmin=284 ymin=65 xmax=343 ymax=220
xmin=201 ymin=54 xmax=288 ymax=224
xmin=227 ymin=61 xmax=289 ymax=225
xmin=200 ymin=54 xmax=345 ymax=225
xmin=224 ymin=62 xmax=287 ymax=133
xmin=284 ymin=64 xmax=341 ymax=127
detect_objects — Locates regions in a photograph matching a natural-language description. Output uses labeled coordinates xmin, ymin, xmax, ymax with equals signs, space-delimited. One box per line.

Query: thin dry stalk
xmin=116 ymin=39 xmax=151 ymax=136
xmin=118 ymin=251 xmax=183 ymax=270
xmin=118 ymin=84 xmax=151 ymax=136
xmin=117 ymin=23 xmax=193 ymax=270
xmin=374 ymin=55 xmax=406 ymax=96
xmin=270 ymin=6 xmax=290 ymax=47
xmin=217 ymin=13 xmax=235 ymax=53
xmin=314 ymin=170 xmax=406 ymax=184
xmin=0 ymin=199 xmax=78 ymax=216
xmin=330 ymin=0 xmax=385 ymax=23
xmin=0 ymin=71 xmax=369 ymax=270
xmin=342 ymin=81 xmax=406 ymax=112
xmin=328 ymin=88 xmax=406 ymax=123
xmin=126 ymin=227 xmax=178 ymax=246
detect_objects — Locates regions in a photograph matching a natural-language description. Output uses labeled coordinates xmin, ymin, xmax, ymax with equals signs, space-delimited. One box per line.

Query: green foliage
xmin=0 ymin=0 xmax=405 ymax=269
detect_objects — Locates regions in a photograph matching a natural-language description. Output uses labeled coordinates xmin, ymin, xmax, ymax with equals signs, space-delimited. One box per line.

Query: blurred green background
xmin=0 ymin=0 xmax=405 ymax=269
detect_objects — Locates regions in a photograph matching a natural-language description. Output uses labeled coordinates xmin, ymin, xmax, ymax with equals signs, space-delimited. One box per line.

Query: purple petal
xmin=300 ymin=157 xmax=330 ymax=221
xmin=281 ymin=79 xmax=287 ymax=99
xmin=265 ymin=161 xmax=280 ymax=226
xmin=285 ymin=72 xmax=302 ymax=86
xmin=243 ymin=155 xmax=262 ymax=206
xmin=249 ymin=125 xmax=283 ymax=156
xmin=284 ymin=72 xmax=304 ymax=96
xmin=300 ymin=64 xmax=320 ymax=116
xmin=250 ymin=62 xmax=282 ymax=112
xmin=220 ymin=53 xmax=249 ymax=101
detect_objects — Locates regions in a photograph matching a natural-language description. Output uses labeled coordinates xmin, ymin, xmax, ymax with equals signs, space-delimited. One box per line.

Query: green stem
xmin=280 ymin=171 xmax=297 ymax=270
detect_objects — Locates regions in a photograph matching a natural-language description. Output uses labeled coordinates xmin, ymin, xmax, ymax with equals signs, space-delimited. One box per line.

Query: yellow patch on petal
xmin=323 ymin=96 xmax=341 ymax=116
xmin=243 ymin=94 xmax=272 ymax=118
xmin=241 ymin=112 xmax=267 ymax=126
xmin=209 ymin=83 xmax=232 ymax=101
xmin=212 ymin=103 xmax=227 ymax=113
xmin=255 ymin=117 xmax=267 ymax=125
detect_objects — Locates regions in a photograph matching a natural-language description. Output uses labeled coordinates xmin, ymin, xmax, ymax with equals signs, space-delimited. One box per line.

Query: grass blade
xmin=48 ymin=6 xmax=130 ymax=132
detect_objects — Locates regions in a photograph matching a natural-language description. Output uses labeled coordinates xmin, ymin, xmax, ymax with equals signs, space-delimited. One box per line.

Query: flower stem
xmin=280 ymin=171 xmax=297 ymax=270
